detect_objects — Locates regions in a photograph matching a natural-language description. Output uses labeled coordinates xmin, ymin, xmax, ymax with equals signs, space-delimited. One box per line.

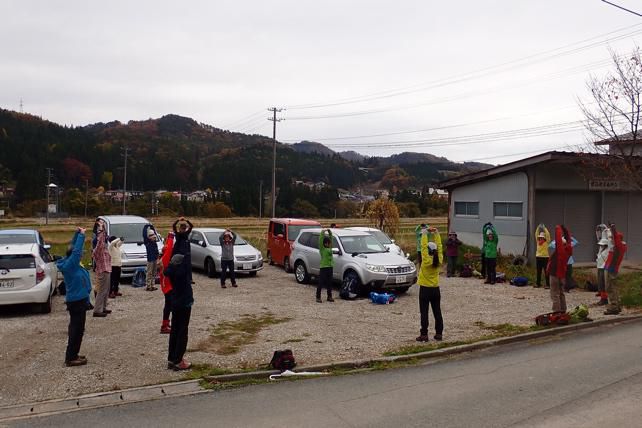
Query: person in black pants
xmin=219 ymin=229 xmax=237 ymax=288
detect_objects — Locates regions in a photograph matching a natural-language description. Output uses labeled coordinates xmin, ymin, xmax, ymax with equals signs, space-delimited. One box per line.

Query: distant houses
xmin=101 ymin=188 xmax=230 ymax=202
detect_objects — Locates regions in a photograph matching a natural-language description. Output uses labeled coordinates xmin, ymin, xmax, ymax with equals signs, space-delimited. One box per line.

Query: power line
xmin=602 ymin=0 xmax=642 ymax=17
xmin=284 ymin=23 xmax=642 ymax=111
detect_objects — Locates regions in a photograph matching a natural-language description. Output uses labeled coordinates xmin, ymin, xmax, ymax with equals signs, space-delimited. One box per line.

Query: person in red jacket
xmin=546 ymin=225 xmax=573 ymax=313
xmin=604 ymin=224 xmax=627 ymax=315
xmin=159 ymin=232 xmax=175 ymax=334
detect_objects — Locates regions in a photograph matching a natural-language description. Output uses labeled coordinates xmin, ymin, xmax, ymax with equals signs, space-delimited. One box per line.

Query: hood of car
xmin=349 ymin=251 xmax=413 ymax=266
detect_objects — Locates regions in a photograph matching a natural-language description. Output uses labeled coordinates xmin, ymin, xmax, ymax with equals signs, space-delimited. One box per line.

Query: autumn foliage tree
xmin=62 ymin=157 xmax=92 ymax=187
xmin=366 ymin=199 xmax=400 ymax=235
xmin=579 ymin=47 xmax=642 ymax=190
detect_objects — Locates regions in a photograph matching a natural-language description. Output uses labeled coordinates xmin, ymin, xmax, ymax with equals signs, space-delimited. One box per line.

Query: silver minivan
xmin=98 ymin=215 xmax=163 ymax=277
xmin=291 ymin=228 xmax=417 ymax=294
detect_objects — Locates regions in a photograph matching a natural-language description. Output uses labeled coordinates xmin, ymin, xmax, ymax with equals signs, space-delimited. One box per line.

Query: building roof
xmin=436 ymin=151 xmax=583 ymax=190
xmin=595 ymin=131 xmax=640 ymax=145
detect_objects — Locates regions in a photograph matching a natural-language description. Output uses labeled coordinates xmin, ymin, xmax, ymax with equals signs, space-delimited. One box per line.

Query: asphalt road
xmin=10 ymin=320 xmax=642 ymax=428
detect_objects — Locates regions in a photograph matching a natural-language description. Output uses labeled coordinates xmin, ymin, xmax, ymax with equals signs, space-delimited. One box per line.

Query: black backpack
xmin=340 ymin=277 xmax=359 ymax=300
xmin=270 ymin=349 xmax=296 ymax=372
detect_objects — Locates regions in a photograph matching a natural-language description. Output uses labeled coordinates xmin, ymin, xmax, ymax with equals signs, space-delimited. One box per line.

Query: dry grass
xmin=195 ymin=312 xmax=292 ymax=355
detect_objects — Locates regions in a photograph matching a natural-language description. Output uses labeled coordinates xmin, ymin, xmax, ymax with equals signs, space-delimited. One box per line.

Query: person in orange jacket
xmin=546 ymin=225 xmax=573 ymax=313
xmin=159 ymin=232 xmax=175 ymax=334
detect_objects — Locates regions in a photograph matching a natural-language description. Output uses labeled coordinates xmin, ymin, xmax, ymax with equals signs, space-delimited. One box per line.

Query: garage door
xmin=535 ymin=191 xmax=600 ymax=263
xmin=627 ymin=194 xmax=642 ymax=262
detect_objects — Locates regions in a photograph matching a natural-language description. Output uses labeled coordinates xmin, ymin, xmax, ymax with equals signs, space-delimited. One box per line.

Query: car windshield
xmin=204 ymin=232 xmax=248 ymax=246
xmin=339 ymin=235 xmax=387 ymax=254
xmin=287 ymin=225 xmax=312 ymax=242
xmin=370 ymin=230 xmax=392 ymax=245
xmin=109 ymin=223 xmax=148 ymax=244
xmin=0 ymin=234 xmax=36 ymax=245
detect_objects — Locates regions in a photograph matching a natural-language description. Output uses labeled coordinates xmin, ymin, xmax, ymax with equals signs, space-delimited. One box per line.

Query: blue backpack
xmin=369 ymin=292 xmax=396 ymax=304
xmin=132 ymin=268 xmax=146 ymax=288
xmin=510 ymin=276 xmax=529 ymax=287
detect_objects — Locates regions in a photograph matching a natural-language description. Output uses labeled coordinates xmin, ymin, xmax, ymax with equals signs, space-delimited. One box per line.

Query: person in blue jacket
xmin=57 ymin=227 xmax=92 ymax=367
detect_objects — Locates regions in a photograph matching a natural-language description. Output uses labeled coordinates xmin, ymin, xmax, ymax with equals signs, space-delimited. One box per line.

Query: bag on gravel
xmin=270 ymin=349 xmax=296 ymax=372
xmin=535 ymin=312 xmax=570 ymax=327
xmin=585 ymin=280 xmax=598 ymax=292
xmin=132 ymin=267 xmax=146 ymax=288
xmin=340 ymin=277 xmax=359 ymax=300
xmin=510 ymin=276 xmax=529 ymax=287
xmin=460 ymin=264 xmax=473 ymax=278
xmin=369 ymin=292 xmax=396 ymax=304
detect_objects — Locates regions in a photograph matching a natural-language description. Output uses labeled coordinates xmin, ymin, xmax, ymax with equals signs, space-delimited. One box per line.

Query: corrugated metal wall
xmin=604 ymin=192 xmax=642 ymax=262
xmin=535 ymin=191 xmax=600 ymax=262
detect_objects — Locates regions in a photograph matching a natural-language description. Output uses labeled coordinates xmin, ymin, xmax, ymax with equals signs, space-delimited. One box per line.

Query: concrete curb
xmin=204 ymin=315 xmax=642 ymax=383
xmin=2 ymin=315 xmax=640 ymax=422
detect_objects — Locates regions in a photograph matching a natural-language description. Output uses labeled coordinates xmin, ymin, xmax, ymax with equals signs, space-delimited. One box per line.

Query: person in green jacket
xmin=483 ymin=224 xmax=499 ymax=284
xmin=317 ymin=229 xmax=335 ymax=303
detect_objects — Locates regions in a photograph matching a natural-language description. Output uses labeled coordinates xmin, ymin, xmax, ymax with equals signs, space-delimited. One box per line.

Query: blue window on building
xmin=454 ymin=201 xmax=479 ymax=217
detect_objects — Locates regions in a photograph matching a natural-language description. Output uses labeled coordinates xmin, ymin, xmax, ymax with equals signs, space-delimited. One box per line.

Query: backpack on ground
xmin=510 ymin=276 xmax=529 ymax=287
xmin=535 ymin=312 xmax=570 ymax=327
xmin=585 ymin=280 xmax=598 ymax=292
xmin=460 ymin=264 xmax=473 ymax=278
xmin=270 ymin=349 xmax=296 ymax=372
xmin=132 ymin=268 xmax=146 ymax=288
xmin=340 ymin=276 xmax=359 ymax=300
xmin=369 ymin=292 xmax=396 ymax=304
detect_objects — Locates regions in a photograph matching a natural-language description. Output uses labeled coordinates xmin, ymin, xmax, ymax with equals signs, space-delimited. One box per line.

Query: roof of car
xmin=344 ymin=227 xmax=381 ymax=233
xmin=270 ymin=218 xmax=322 ymax=225
xmin=0 ymin=243 xmax=38 ymax=255
xmin=298 ymin=227 xmax=370 ymax=237
xmin=0 ymin=229 xmax=38 ymax=235
xmin=99 ymin=215 xmax=150 ymax=224
xmin=192 ymin=228 xmax=225 ymax=233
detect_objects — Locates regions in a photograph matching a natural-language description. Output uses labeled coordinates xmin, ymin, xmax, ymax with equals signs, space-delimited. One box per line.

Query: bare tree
xmin=579 ymin=46 xmax=642 ymax=190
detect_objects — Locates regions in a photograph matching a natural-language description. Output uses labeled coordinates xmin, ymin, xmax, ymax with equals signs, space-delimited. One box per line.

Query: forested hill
xmin=0 ymin=109 xmax=486 ymax=215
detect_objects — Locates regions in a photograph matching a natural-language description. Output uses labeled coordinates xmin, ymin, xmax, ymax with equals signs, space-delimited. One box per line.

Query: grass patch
xmin=195 ymin=313 xmax=292 ymax=355
xmin=618 ymin=271 xmax=642 ymax=308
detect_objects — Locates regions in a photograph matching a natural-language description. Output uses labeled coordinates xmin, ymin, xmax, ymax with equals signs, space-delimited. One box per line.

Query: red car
xmin=267 ymin=218 xmax=321 ymax=272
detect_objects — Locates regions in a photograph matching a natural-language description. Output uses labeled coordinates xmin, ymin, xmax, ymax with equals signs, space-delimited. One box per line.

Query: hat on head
xmin=538 ymin=232 xmax=546 ymax=239
xmin=428 ymin=242 xmax=437 ymax=251
xmin=147 ymin=229 xmax=155 ymax=238
xmin=598 ymin=238 xmax=609 ymax=245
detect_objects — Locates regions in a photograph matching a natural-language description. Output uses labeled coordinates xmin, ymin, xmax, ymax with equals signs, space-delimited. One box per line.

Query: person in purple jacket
xmin=445 ymin=231 xmax=462 ymax=277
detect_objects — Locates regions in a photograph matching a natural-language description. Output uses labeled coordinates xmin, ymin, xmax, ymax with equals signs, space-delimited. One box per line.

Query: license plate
xmin=242 ymin=263 xmax=252 ymax=270
xmin=0 ymin=280 xmax=15 ymax=288
xmin=395 ymin=275 xmax=406 ymax=284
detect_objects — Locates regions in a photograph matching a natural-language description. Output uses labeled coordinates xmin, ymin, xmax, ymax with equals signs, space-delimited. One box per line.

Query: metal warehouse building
xmin=437 ymin=151 xmax=642 ymax=264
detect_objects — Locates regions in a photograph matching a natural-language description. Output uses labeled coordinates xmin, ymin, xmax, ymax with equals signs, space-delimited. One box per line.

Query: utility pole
xmin=259 ymin=180 xmax=263 ymax=218
xmin=84 ymin=179 xmax=89 ymax=218
xmin=121 ymin=146 xmax=130 ymax=215
xmin=267 ymin=107 xmax=284 ymax=218
xmin=45 ymin=168 xmax=53 ymax=225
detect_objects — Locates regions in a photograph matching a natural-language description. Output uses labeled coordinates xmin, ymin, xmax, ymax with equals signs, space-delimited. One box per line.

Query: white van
xmin=98 ymin=215 xmax=163 ymax=277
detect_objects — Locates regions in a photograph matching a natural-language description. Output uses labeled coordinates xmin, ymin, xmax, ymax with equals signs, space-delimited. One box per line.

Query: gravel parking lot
xmin=0 ymin=264 xmax=629 ymax=406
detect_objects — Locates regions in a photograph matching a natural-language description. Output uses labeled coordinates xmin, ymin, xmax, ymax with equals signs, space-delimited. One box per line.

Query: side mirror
xmin=332 ymin=248 xmax=341 ymax=255
xmin=406 ymin=253 xmax=411 ymax=259
xmin=198 ymin=240 xmax=206 ymax=248
xmin=43 ymin=244 xmax=52 ymax=250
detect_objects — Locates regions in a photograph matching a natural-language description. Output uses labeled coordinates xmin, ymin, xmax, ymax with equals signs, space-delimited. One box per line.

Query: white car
xmin=0 ymin=243 xmax=58 ymax=313
xmin=189 ymin=228 xmax=264 ymax=277
xmin=344 ymin=227 xmax=406 ymax=258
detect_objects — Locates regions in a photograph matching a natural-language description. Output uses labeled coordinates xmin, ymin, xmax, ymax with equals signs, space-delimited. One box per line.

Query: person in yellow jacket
xmin=534 ymin=224 xmax=551 ymax=288
xmin=416 ymin=225 xmax=444 ymax=342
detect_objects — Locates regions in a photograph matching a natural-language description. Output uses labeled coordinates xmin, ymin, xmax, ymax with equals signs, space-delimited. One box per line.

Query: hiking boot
xmin=597 ymin=299 xmax=609 ymax=306
xmin=327 ymin=296 xmax=335 ymax=302
xmin=415 ymin=335 xmax=429 ymax=342
xmin=146 ymin=287 xmax=158 ymax=292
xmin=316 ymin=297 xmax=322 ymax=303
xmin=533 ymin=284 xmax=541 ymax=288
xmin=434 ymin=334 xmax=443 ymax=341
xmin=65 ymin=358 xmax=87 ymax=367
xmin=167 ymin=361 xmax=176 ymax=370
xmin=102 ymin=309 xmax=112 ymax=314
xmin=160 ymin=325 xmax=171 ymax=334
xmin=93 ymin=312 xmax=107 ymax=318
xmin=232 ymin=283 xmax=238 ymax=288
xmin=78 ymin=355 xmax=86 ymax=361
xmin=604 ymin=308 xmax=621 ymax=315
xmin=116 ymin=292 xmax=123 ymax=296
xmin=173 ymin=359 xmax=191 ymax=371
xmin=109 ymin=292 xmax=116 ymax=299
xmin=544 ymin=285 xmax=550 ymax=290
xmin=221 ymin=283 xmax=227 ymax=289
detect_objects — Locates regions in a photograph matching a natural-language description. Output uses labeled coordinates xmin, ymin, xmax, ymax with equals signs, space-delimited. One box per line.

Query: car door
xmin=331 ymin=235 xmax=344 ymax=281
xmin=39 ymin=245 xmax=57 ymax=286
xmin=189 ymin=231 xmax=205 ymax=268
xmin=272 ymin=222 xmax=286 ymax=264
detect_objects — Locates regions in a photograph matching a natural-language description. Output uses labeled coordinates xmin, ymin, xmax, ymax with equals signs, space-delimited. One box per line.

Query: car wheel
xmin=284 ymin=256 xmax=293 ymax=273
xmin=205 ymin=258 xmax=217 ymax=278
xmin=294 ymin=261 xmax=310 ymax=284
xmin=394 ymin=286 xmax=410 ymax=294
xmin=40 ymin=292 xmax=53 ymax=314
xmin=267 ymin=251 xmax=274 ymax=265
xmin=249 ymin=271 xmax=257 ymax=277
xmin=344 ymin=270 xmax=366 ymax=296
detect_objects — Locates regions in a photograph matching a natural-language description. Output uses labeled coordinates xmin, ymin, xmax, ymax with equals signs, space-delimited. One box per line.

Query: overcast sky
xmin=1 ymin=0 xmax=641 ymax=163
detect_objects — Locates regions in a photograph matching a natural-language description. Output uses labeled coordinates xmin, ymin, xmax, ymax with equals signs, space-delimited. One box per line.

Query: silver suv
xmin=291 ymin=228 xmax=417 ymax=294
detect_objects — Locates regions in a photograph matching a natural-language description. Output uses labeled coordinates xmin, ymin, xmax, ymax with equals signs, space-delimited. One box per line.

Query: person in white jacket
xmin=595 ymin=225 xmax=611 ymax=306
xmin=108 ymin=236 xmax=124 ymax=298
